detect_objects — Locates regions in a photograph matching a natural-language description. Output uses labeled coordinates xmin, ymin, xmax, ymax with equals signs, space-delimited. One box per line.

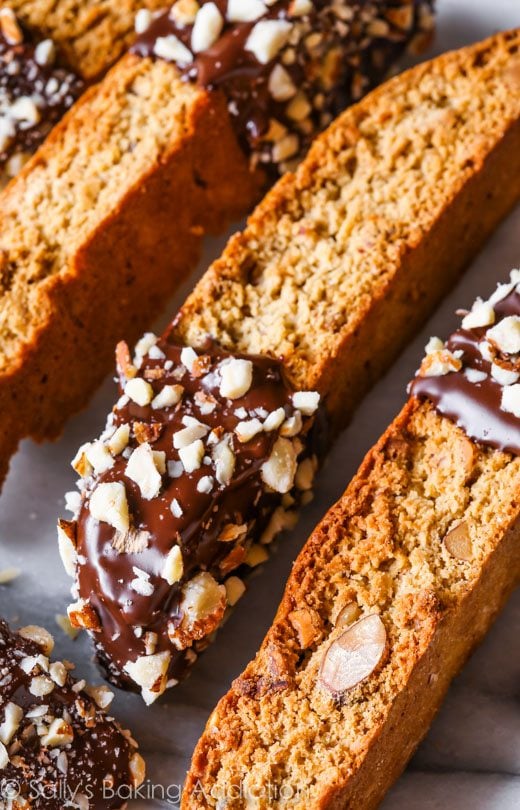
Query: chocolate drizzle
xmin=411 ymin=286 xmax=520 ymax=456
xmin=0 ymin=9 xmax=83 ymax=182
xmin=0 ymin=619 xmax=141 ymax=809
xmin=131 ymin=0 xmax=434 ymax=173
xmin=68 ymin=337 xmax=320 ymax=698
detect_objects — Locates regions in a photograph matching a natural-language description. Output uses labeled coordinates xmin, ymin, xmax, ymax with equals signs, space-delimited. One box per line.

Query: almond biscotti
xmin=183 ymin=271 xmax=520 ymax=809
xmin=0 ymin=0 xmax=432 ymax=483
xmin=58 ymin=30 xmax=520 ymax=704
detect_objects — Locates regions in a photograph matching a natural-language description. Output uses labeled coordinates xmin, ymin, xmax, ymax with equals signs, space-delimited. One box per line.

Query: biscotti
xmin=183 ymin=271 xmax=520 ymax=808
xmin=0 ymin=617 xmax=145 ymax=808
xmin=0 ymin=1 xmax=432 ymax=484
xmin=58 ymin=30 xmax=520 ymax=704
xmin=5 ymin=0 xmax=167 ymax=79
xmin=0 ymin=53 xmax=261 ymax=488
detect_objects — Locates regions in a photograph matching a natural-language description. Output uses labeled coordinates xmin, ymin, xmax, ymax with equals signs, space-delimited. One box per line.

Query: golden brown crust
xmin=4 ymin=0 xmax=167 ymax=79
xmin=181 ymin=31 xmax=520 ymax=809
xmin=183 ymin=399 xmax=520 ymax=808
xmin=0 ymin=54 xmax=262 ymax=485
xmin=176 ymin=29 xmax=520 ymax=433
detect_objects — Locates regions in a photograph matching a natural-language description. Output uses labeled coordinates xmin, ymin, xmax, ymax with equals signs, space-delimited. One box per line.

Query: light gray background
xmin=1 ymin=1 xmax=519 ymax=807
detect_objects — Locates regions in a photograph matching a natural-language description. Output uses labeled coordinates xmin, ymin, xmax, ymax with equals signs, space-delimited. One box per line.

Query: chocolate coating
xmin=0 ymin=11 xmax=83 ymax=181
xmin=69 ymin=338 xmax=319 ymax=696
xmin=132 ymin=0 xmax=434 ymax=173
xmin=0 ymin=619 xmax=141 ymax=809
xmin=411 ymin=288 xmax=520 ymax=455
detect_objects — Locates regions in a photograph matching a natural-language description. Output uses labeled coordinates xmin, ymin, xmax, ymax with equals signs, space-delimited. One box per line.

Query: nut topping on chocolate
xmin=60 ymin=336 xmax=320 ymax=701
xmin=411 ymin=269 xmax=520 ymax=456
xmin=0 ymin=8 xmax=83 ymax=185
xmin=0 ymin=618 xmax=144 ymax=808
xmin=132 ymin=0 xmax=435 ymax=174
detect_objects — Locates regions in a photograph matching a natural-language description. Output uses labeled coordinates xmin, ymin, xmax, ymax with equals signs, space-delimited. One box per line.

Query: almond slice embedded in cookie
xmin=444 ymin=521 xmax=473 ymax=561
xmin=319 ymin=614 xmax=387 ymax=695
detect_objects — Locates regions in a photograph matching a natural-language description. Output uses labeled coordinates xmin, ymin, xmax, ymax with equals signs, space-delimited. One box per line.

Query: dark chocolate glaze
xmin=0 ymin=619 xmax=138 ymax=809
xmin=411 ymin=289 xmax=520 ymax=455
xmin=74 ymin=339 xmax=318 ymax=690
xmin=131 ymin=0 xmax=433 ymax=172
xmin=0 ymin=15 xmax=83 ymax=176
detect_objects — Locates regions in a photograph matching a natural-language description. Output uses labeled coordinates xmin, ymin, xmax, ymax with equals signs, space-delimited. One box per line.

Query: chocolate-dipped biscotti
xmin=58 ymin=30 xmax=520 ymax=704
xmin=0 ymin=0 xmax=432 ymax=487
xmin=0 ymin=618 xmax=145 ymax=808
xmin=183 ymin=271 xmax=520 ymax=809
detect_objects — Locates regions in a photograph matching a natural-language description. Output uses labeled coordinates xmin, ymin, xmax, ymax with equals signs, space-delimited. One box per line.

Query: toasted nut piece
xmin=134 ymin=421 xmax=164 ymax=445
xmin=319 ymin=614 xmax=387 ymax=696
xmin=288 ymin=607 xmax=320 ymax=648
xmin=85 ymin=684 xmax=114 ymax=709
xmin=18 ymin=626 xmax=55 ymax=656
xmin=0 ymin=8 xmax=23 ymax=45
xmin=162 ymin=545 xmax=184 ymax=585
xmin=454 ymin=436 xmax=476 ymax=481
xmin=108 ymin=424 xmax=130 ymax=455
xmin=125 ymin=378 xmax=154 ymax=406
xmin=218 ymin=523 xmax=247 ymax=543
xmin=419 ymin=349 xmax=462 ymax=377
xmin=335 ymin=602 xmax=361 ymax=628
xmin=225 ymin=576 xmax=246 ymax=606
xmin=169 ymin=573 xmax=226 ymax=649
xmin=126 ymin=443 xmax=162 ymax=500
xmin=68 ymin=600 xmax=101 ymax=632
xmin=152 ymin=384 xmax=184 ymax=410
xmin=49 ymin=661 xmax=68 ymax=687
xmin=171 ymin=0 xmax=200 ymax=26
xmin=41 ymin=718 xmax=74 ymax=747
xmin=292 ymin=390 xmax=320 ymax=415
xmin=0 ymin=702 xmax=23 ymax=745
xmin=261 ymin=437 xmax=298 ymax=493
xmin=112 ymin=527 xmax=150 ymax=554
xmin=219 ymin=358 xmax=253 ymax=399
xmin=213 ymin=439 xmax=236 ymax=485
xmin=129 ymin=752 xmax=147 ymax=788
xmin=124 ymin=651 xmax=171 ymax=705
xmin=444 ymin=521 xmax=473 ymax=561
xmin=90 ymin=482 xmax=129 ymax=533
xmin=219 ymin=545 xmax=246 ymax=575
xmin=116 ymin=340 xmax=137 ymax=379
xmin=57 ymin=519 xmax=78 ymax=578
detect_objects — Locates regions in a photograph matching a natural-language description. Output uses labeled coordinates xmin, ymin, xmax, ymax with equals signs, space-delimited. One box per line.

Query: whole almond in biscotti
xmin=319 ymin=614 xmax=387 ymax=696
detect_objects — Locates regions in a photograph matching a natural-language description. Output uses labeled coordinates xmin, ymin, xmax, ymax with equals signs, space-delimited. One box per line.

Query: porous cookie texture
xmin=4 ymin=0 xmax=167 ymax=79
xmin=61 ymin=337 xmax=320 ymax=703
xmin=0 ymin=52 xmax=262 ymax=487
xmin=176 ymin=28 xmax=520 ymax=430
xmin=0 ymin=618 xmax=145 ymax=809
xmin=183 ymin=392 xmax=520 ymax=808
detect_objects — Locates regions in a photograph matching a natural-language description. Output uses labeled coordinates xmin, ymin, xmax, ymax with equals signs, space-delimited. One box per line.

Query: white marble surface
xmin=1 ymin=1 xmax=519 ymax=807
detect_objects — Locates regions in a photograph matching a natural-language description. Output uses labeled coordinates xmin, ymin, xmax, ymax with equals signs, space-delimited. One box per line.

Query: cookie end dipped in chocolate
xmin=0 ymin=7 xmax=84 ymax=186
xmin=410 ymin=269 xmax=520 ymax=456
xmin=59 ymin=336 xmax=321 ymax=703
xmin=0 ymin=618 xmax=144 ymax=809
xmin=131 ymin=0 xmax=435 ymax=175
